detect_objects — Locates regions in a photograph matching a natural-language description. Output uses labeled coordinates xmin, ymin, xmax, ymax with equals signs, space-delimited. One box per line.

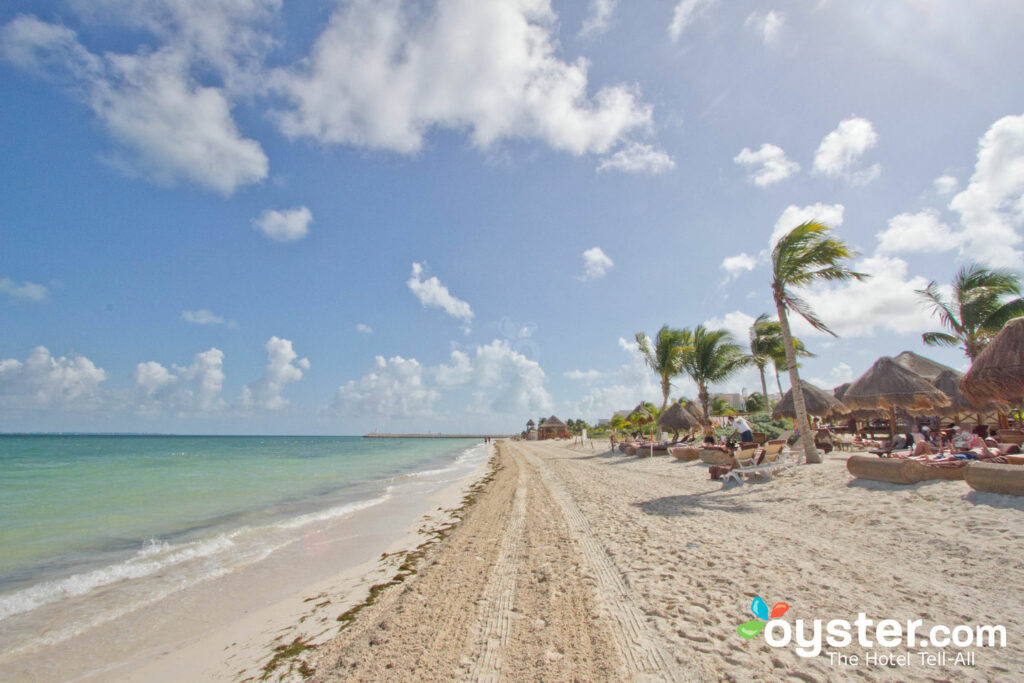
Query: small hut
xmin=772 ymin=380 xmax=848 ymax=421
xmin=961 ymin=317 xmax=1024 ymax=406
xmin=538 ymin=415 xmax=571 ymax=440
xmin=932 ymin=369 xmax=1001 ymax=418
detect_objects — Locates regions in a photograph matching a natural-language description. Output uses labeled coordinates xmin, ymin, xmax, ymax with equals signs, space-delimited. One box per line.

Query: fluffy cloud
xmin=769 ymin=203 xmax=845 ymax=246
xmin=597 ymin=142 xmax=675 ymax=174
xmin=669 ymin=0 xmax=717 ymax=42
xmin=786 ymin=255 xmax=944 ymax=339
xmin=720 ymin=253 xmax=758 ymax=281
xmin=569 ymin=338 xmax=690 ymax=421
xmin=274 ymin=0 xmax=654 ymax=160
xmin=812 ymin=116 xmax=880 ymax=184
xmin=181 ymin=308 xmax=236 ymax=327
xmin=254 ymin=206 xmax=313 ymax=242
xmin=134 ymin=348 xmax=227 ymax=416
xmin=328 ymin=355 xmax=439 ymax=418
xmin=240 ymin=337 xmax=309 ymax=411
xmin=579 ymin=247 xmax=614 ymax=281
xmin=0 ymin=346 xmax=108 ymax=412
xmin=407 ymin=262 xmax=474 ymax=330
xmin=355 ymin=323 xmax=373 ymax=334
xmin=564 ymin=369 xmax=604 ymax=382
xmin=874 ymin=210 xmax=959 ymax=255
xmin=947 ymin=113 xmax=1024 ymax=268
xmin=0 ymin=277 xmax=49 ymax=302
xmin=580 ymin=0 xmax=618 ymax=37
xmin=933 ymin=174 xmax=959 ymax=195
xmin=703 ymin=311 xmax=757 ymax=344
xmin=745 ymin=10 xmax=784 ymax=46
xmin=1 ymin=16 xmax=268 ymax=194
xmin=733 ymin=143 xmax=799 ymax=186
xmin=445 ymin=340 xmax=554 ymax=415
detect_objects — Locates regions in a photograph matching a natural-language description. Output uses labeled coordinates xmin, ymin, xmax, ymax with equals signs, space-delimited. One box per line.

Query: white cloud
xmin=181 ymin=308 xmax=235 ymax=327
xmin=407 ymin=262 xmax=474 ymax=330
xmin=875 ymin=209 xmax=959 ymax=255
xmin=720 ymin=253 xmax=758 ymax=281
xmin=240 ymin=336 xmax=309 ymax=411
xmin=254 ymin=206 xmax=312 ymax=242
xmin=565 ymin=369 xmax=604 ymax=382
xmin=355 ymin=323 xmax=373 ymax=334
xmin=579 ymin=247 xmax=614 ymax=281
xmin=770 ymin=202 xmax=845 ymax=246
xmin=0 ymin=346 xmax=108 ymax=412
xmin=134 ymin=348 xmax=227 ymax=416
xmin=328 ymin=355 xmax=439 ymax=419
xmin=597 ymin=142 xmax=675 ymax=174
xmin=808 ymin=362 xmax=854 ymax=391
xmin=787 ymin=255 xmax=945 ymax=339
xmin=812 ymin=116 xmax=880 ymax=184
xmin=447 ymin=340 xmax=554 ymax=415
xmin=273 ymin=0 xmax=654 ymax=160
xmin=669 ymin=0 xmax=717 ymax=42
xmin=947 ymin=113 xmax=1024 ymax=268
xmin=933 ymin=174 xmax=959 ymax=195
xmin=1 ymin=16 xmax=268 ymax=194
xmin=0 ymin=277 xmax=49 ymax=302
xmin=733 ymin=143 xmax=799 ymax=186
xmin=745 ymin=10 xmax=784 ymax=46
xmin=703 ymin=311 xmax=756 ymax=345
xmin=580 ymin=0 xmax=618 ymax=37
xmin=569 ymin=338 xmax=691 ymax=421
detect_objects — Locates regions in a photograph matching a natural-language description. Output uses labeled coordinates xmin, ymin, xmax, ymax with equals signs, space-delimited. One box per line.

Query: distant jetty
xmin=363 ymin=433 xmax=510 ymax=439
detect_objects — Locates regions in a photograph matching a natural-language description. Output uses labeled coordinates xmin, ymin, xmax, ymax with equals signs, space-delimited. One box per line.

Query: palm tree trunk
xmin=775 ymin=298 xmax=820 ymax=464
xmin=698 ymin=383 xmax=711 ymax=433
xmin=758 ymin=365 xmax=771 ymax=411
xmin=774 ymin=363 xmax=784 ymax=398
xmin=658 ymin=376 xmax=669 ymax=441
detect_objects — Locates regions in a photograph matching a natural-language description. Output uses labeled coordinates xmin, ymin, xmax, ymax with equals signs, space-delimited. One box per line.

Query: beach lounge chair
xmin=722 ymin=450 xmax=774 ymax=484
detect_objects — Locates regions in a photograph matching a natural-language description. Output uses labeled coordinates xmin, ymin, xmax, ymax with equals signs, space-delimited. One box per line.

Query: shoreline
xmin=0 ymin=443 xmax=494 ymax=683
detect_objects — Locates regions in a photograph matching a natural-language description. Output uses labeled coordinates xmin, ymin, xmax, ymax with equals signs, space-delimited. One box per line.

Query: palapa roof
xmin=681 ymin=400 xmax=705 ymax=425
xmin=960 ymin=317 xmax=1024 ymax=405
xmin=893 ymin=350 xmax=959 ymax=382
xmin=931 ymin=368 xmax=1000 ymax=416
xmin=772 ymin=380 xmax=848 ymax=420
xmin=841 ymin=356 xmax=951 ymax=415
xmin=539 ymin=415 xmax=567 ymax=429
xmin=658 ymin=401 xmax=700 ymax=430
xmin=629 ymin=403 xmax=652 ymax=420
xmin=833 ymin=383 xmax=850 ymax=400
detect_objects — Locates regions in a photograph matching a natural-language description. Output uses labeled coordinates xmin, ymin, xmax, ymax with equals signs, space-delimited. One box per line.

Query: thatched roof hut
xmin=658 ymin=402 xmax=700 ymax=432
xmin=960 ymin=317 xmax=1024 ymax=405
xmin=842 ymin=356 xmax=951 ymax=437
xmin=538 ymin=415 xmax=570 ymax=439
xmin=681 ymin=400 xmax=706 ymax=426
xmin=932 ymin=368 xmax=1000 ymax=416
xmin=893 ymin=350 xmax=958 ymax=382
xmin=772 ymin=380 xmax=848 ymax=420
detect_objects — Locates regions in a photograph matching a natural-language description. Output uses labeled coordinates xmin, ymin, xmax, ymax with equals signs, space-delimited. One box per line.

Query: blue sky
xmin=1 ymin=0 xmax=1023 ymax=434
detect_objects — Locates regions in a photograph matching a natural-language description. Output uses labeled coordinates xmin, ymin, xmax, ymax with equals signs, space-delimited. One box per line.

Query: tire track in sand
xmin=522 ymin=444 xmax=687 ymax=682
xmin=465 ymin=447 xmax=528 ymax=682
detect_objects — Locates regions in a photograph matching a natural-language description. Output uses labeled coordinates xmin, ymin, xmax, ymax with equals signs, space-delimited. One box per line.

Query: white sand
xmin=310 ymin=439 xmax=1024 ymax=682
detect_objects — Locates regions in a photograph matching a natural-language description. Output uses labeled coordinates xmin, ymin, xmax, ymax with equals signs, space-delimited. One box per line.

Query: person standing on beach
xmin=728 ymin=415 xmax=754 ymax=443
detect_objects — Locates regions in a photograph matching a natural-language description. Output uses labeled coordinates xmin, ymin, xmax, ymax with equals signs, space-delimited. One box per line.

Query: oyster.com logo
xmin=737 ymin=597 xmax=789 ymax=639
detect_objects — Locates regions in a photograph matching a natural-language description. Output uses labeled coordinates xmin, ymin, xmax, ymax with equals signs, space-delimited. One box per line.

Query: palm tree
xmin=771 ymin=335 xmax=814 ymax=397
xmin=636 ymin=326 xmax=689 ymax=437
xmin=750 ymin=314 xmax=815 ymax=405
xmin=771 ymin=221 xmax=867 ymax=464
xmin=680 ymin=325 xmax=750 ymax=430
xmin=917 ymin=264 xmax=1024 ymax=361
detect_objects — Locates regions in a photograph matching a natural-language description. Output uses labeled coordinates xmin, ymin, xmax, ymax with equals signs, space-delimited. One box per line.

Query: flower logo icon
xmin=737 ymin=597 xmax=789 ymax=639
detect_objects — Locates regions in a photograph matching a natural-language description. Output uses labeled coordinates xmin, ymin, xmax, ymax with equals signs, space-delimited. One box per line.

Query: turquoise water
xmin=0 ymin=435 xmax=484 ymax=633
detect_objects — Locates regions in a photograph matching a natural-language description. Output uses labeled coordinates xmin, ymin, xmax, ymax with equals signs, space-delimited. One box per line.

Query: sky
xmin=1 ymin=0 xmax=1023 ymax=435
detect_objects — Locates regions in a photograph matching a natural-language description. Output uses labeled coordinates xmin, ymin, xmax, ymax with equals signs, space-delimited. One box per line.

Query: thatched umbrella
xmin=772 ymin=380 xmax=848 ymax=420
xmin=658 ymin=401 xmax=699 ymax=439
xmin=682 ymin=400 xmax=705 ymax=426
xmin=893 ymin=350 xmax=958 ymax=383
xmin=842 ymin=356 xmax=952 ymax=438
xmin=629 ymin=403 xmax=653 ymax=438
xmin=932 ymin=368 xmax=1001 ymax=418
xmin=961 ymin=317 xmax=1024 ymax=406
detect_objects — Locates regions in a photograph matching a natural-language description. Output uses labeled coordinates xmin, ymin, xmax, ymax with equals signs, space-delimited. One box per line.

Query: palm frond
xmin=921 ymin=331 xmax=958 ymax=348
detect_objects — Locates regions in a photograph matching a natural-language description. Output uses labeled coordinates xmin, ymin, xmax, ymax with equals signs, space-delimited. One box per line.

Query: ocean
xmin=0 ymin=435 xmax=487 ymax=659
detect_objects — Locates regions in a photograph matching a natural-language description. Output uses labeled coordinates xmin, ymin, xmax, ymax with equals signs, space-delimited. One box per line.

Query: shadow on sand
xmin=633 ymin=486 xmax=759 ymax=517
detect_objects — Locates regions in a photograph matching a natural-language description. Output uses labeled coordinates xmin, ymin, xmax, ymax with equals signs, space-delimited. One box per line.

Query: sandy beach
xmin=305 ymin=439 xmax=1024 ymax=682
